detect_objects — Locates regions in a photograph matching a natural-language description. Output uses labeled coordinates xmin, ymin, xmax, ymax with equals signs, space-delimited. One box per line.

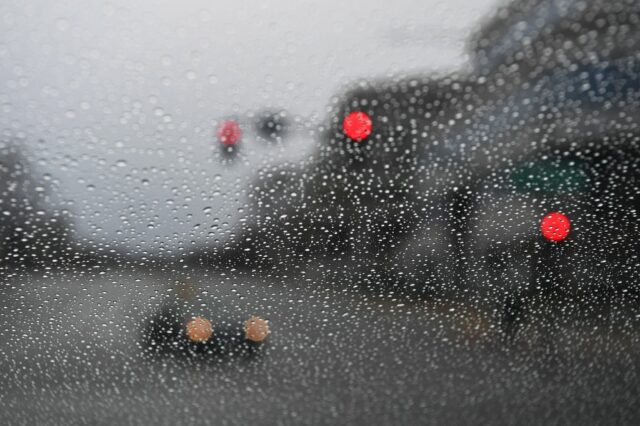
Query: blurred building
xmin=189 ymin=0 xmax=640 ymax=307
xmin=0 ymin=141 xmax=75 ymax=268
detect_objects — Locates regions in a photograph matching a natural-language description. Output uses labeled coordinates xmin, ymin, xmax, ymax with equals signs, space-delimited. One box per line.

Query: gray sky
xmin=0 ymin=0 xmax=498 ymax=254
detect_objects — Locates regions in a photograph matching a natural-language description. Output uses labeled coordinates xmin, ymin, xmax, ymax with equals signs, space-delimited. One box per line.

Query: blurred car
xmin=142 ymin=281 xmax=270 ymax=357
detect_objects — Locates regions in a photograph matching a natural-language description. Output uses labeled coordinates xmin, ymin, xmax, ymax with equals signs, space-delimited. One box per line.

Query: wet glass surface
xmin=2 ymin=0 xmax=640 ymax=424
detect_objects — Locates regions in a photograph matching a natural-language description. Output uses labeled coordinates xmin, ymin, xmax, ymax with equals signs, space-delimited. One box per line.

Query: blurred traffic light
xmin=342 ymin=111 xmax=372 ymax=141
xmin=255 ymin=110 xmax=290 ymax=142
xmin=217 ymin=120 xmax=243 ymax=146
xmin=540 ymin=212 xmax=571 ymax=242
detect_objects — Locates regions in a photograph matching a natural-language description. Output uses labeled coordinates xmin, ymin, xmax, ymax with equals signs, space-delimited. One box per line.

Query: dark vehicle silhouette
xmin=142 ymin=281 xmax=270 ymax=357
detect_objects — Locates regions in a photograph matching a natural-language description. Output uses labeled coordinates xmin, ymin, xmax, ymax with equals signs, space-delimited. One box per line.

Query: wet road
xmin=1 ymin=264 xmax=640 ymax=425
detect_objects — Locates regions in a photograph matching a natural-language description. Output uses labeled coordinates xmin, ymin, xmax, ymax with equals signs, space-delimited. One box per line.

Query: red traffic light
xmin=540 ymin=212 xmax=570 ymax=242
xmin=217 ymin=120 xmax=242 ymax=146
xmin=342 ymin=111 xmax=372 ymax=142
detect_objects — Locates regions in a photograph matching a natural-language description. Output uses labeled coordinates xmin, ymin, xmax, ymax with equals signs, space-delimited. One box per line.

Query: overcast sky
xmin=0 ymin=0 xmax=499 ymax=254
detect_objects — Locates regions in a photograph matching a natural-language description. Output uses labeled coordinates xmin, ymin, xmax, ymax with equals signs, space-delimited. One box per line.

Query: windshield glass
xmin=2 ymin=0 xmax=640 ymax=424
